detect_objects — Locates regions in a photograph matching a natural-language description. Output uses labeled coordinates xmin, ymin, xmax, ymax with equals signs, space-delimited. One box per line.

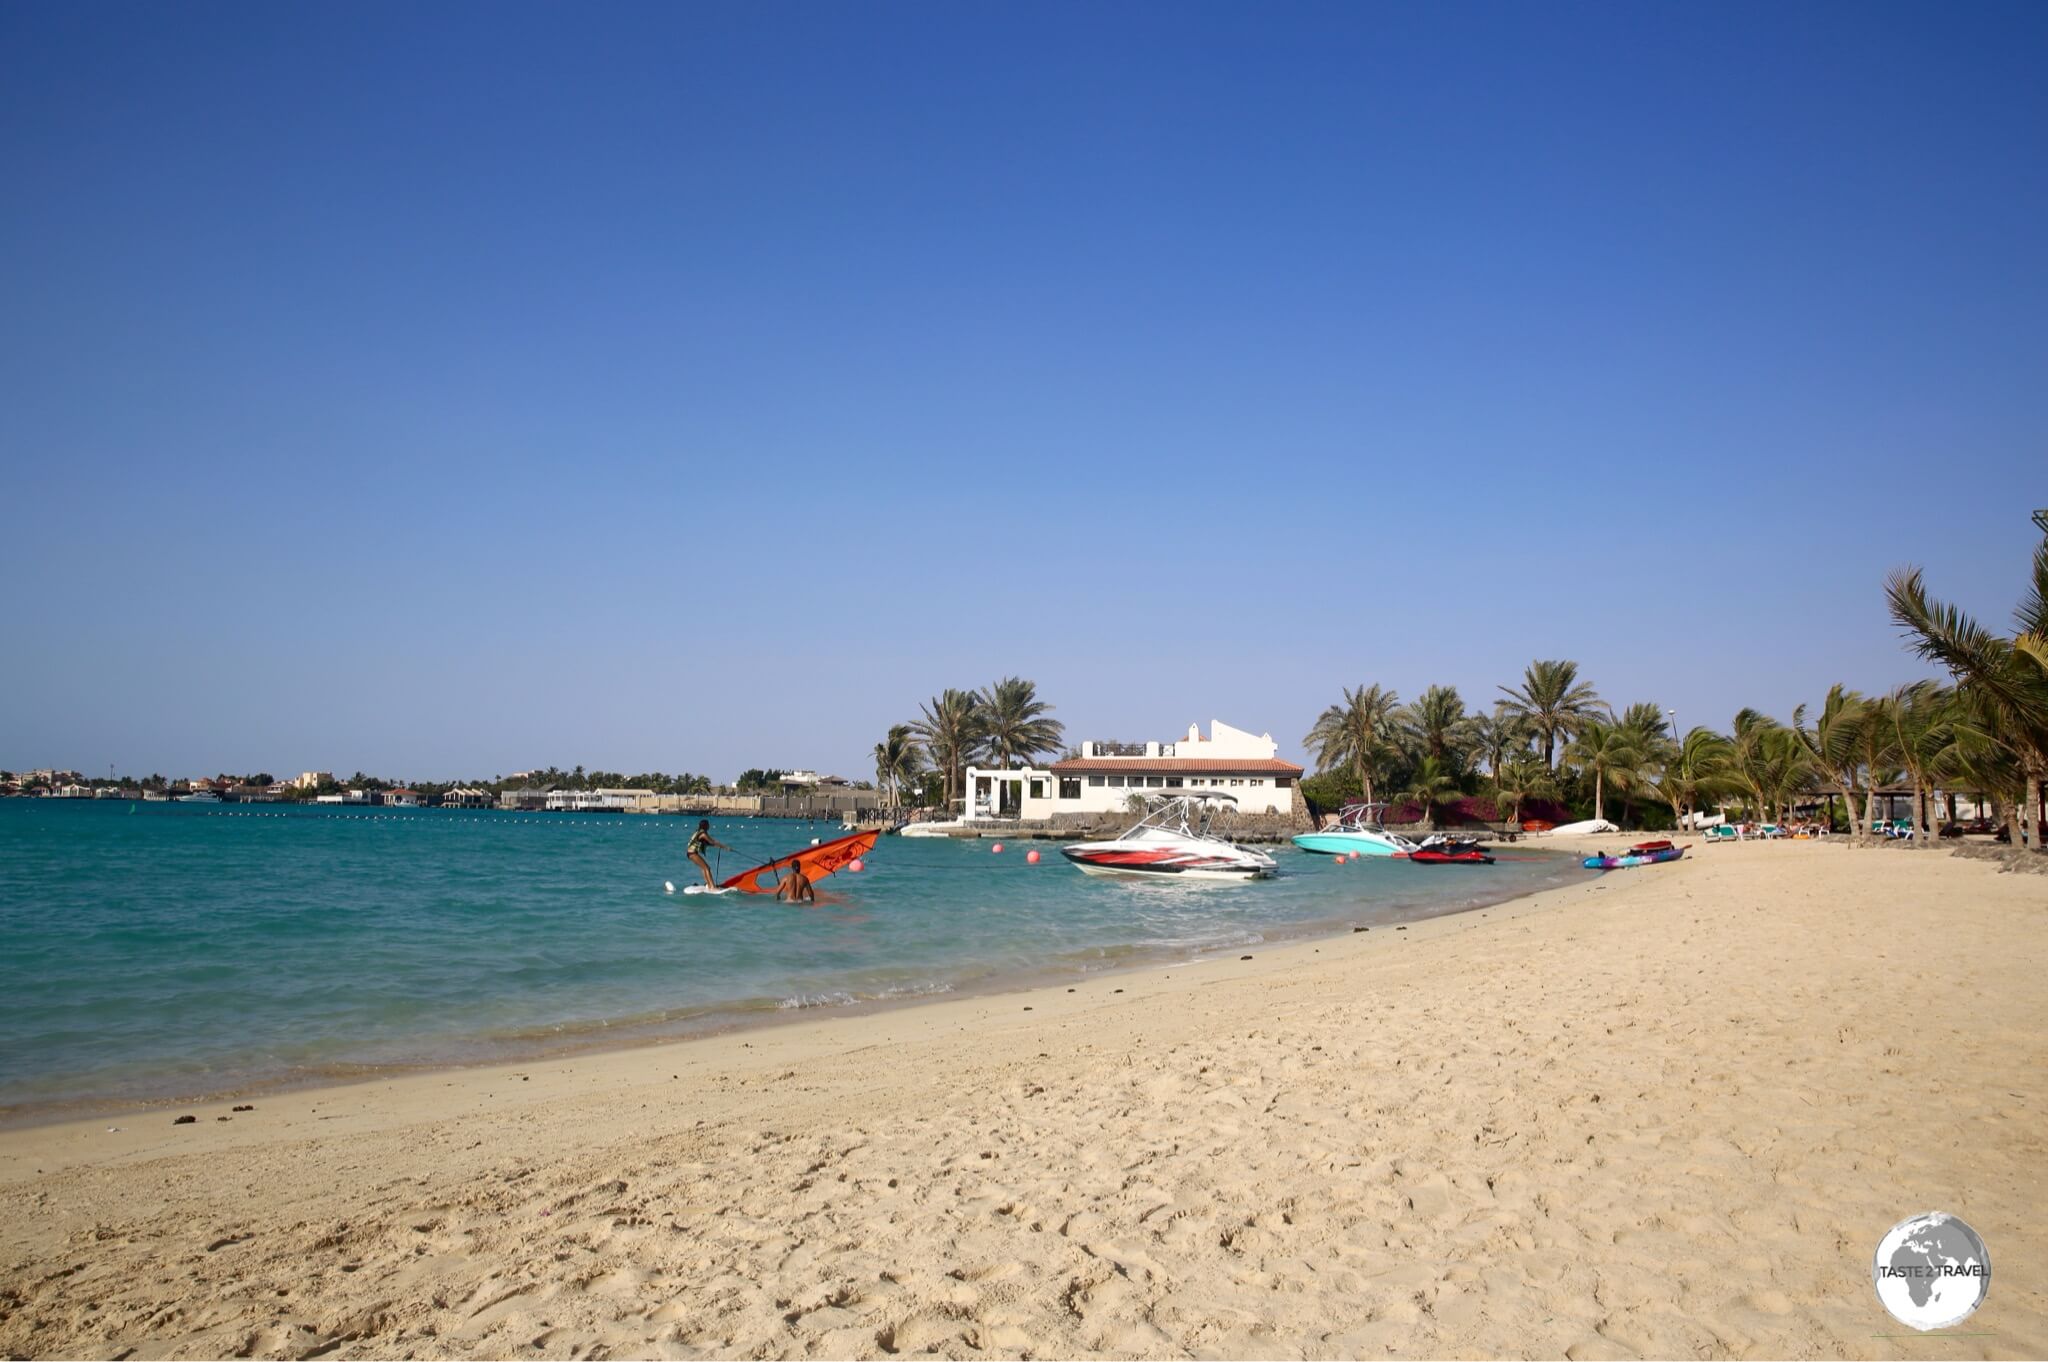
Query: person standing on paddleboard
xmin=686 ymin=820 xmax=730 ymax=890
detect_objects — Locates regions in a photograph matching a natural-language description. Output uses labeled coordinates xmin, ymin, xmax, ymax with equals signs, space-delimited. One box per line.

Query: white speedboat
xmin=899 ymin=816 xmax=971 ymax=838
xmin=175 ymin=789 xmax=223 ymax=804
xmin=1062 ymin=793 xmax=1276 ymax=881
xmin=1291 ymin=802 xmax=1418 ymax=857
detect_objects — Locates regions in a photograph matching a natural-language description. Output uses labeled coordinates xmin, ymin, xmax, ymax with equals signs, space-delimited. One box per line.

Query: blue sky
xmin=4 ymin=1 xmax=2044 ymax=782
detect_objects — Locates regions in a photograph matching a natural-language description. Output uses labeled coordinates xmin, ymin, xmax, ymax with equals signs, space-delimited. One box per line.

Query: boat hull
xmin=1060 ymin=847 xmax=1274 ymax=881
xmin=1291 ymin=832 xmax=1410 ymax=856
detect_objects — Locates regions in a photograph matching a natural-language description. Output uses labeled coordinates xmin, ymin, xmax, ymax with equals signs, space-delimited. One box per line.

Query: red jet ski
xmin=1407 ymin=846 xmax=1496 ymax=864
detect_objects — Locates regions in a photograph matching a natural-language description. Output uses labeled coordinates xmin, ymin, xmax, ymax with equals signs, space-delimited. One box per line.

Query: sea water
xmin=0 ymin=800 xmax=1582 ymax=1114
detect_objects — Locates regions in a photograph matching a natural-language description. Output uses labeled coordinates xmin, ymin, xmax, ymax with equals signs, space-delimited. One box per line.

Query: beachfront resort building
xmin=962 ymin=720 xmax=1304 ymax=822
xmin=543 ymin=787 xmax=658 ymax=812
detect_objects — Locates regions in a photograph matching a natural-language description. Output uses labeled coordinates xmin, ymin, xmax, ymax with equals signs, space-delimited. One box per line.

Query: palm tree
xmin=1470 ymin=704 xmax=1530 ymax=786
xmin=871 ymin=724 xmax=922 ymax=809
xmin=1729 ymin=708 xmax=1813 ymax=823
xmin=1890 ymin=682 xmax=1955 ymax=851
xmin=1802 ymin=684 xmax=1871 ymax=841
xmin=1887 ymin=540 xmax=2048 ymax=851
xmin=1303 ymin=684 xmax=1402 ymax=805
xmin=1644 ymin=727 xmax=1735 ymax=829
xmin=1398 ymin=685 xmax=1476 ymax=771
xmin=977 ymin=677 xmax=1065 ymax=771
xmin=1945 ymin=705 xmax=2023 ymax=842
xmin=1563 ymin=720 xmax=1642 ymax=825
xmin=910 ymin=689 xmax=985 ymax=809
xmin=1400 ymin=756 xmax=1461 ymax=832
xmin=1494 ymin=751 xmax=1554 ymax=828
xmin=1498 ymin=660 xmax=1607 ymax=770
xmin=1850 ymin=692 xmax=1901 ymax=841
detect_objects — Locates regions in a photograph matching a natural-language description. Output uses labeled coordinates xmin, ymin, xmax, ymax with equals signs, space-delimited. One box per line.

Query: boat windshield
xmin=1126 ymin=792 xmax=1240 ymax=840
xmin=1336 ymin=802 xmax=1391 ymax=830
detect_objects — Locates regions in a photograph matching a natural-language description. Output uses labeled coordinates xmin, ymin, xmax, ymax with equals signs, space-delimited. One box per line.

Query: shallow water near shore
xmin=0 ymin=800 xmax=1581 ymax=1114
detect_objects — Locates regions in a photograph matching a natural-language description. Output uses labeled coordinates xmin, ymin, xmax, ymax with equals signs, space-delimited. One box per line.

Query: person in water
xmin=775 ymin=861 xmax=816 ymax=904
xmin=686 ymin=819 xmax=730 ymax=890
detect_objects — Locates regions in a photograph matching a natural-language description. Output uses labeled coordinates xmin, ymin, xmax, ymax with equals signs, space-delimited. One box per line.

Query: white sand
xmin=2 ymin=842 xmax=2043 ymax=1359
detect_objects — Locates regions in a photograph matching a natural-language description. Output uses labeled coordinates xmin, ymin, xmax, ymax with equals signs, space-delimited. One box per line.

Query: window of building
xmin=1088 ymin=775 xmax=1104 ymax=787
xmin=1029 ymin=779 xmax=1045 ymax=800
xmin=1108 ymin=775 xmax=1125 ymax=787
xmin=1230 ymin=778 xmax=1244 ymax=786
xmin=1147 ymin=776 xmax=1165 ymax=787
xmin=1165 ymin=776 xmax=1183 ymax=787
xmin=1248 ymin=778 xmax=1263 ymax=786
xmin=1276 ymin=776 xmax=1293 ymax=788
xmin=1059 ymin=777 xmax=1081 ymax=800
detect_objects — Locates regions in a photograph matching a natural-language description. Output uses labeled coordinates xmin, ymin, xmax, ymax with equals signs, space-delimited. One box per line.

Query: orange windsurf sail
xmin=720 ymin=828 xmax=877 ymax=894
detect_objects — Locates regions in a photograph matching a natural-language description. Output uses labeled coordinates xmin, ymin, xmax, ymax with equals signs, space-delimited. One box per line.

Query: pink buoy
xmin=848 ymin=858 xmax=864 ymax=872
xmin=991 ymin=842 xmax=1004 ymax=854
xmin=1333 ymin=853 xmax=1347 ymax=864
xmin=1026 ymin=849 xmax=1040 ymax=864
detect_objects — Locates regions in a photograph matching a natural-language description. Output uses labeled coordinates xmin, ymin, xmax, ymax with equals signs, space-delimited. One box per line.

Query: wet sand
xmin=1 ymin=840 xmax=2042 ymax=1358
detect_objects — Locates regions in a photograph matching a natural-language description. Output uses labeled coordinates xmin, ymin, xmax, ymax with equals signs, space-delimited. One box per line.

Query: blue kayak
xmin=1584 ymin=842 xmax=1685 ymax=871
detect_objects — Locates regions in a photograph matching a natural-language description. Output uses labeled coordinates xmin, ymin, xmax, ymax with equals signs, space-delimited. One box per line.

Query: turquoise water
xmin=0 ymin=800 xmax=1581 ymax=1114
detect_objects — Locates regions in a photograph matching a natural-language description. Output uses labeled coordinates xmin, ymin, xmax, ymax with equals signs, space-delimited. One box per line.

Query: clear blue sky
xmin=4 ymin=1 xmax=2043 ymax=782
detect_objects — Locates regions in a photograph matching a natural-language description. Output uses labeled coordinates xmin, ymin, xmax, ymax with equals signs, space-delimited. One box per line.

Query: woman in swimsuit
xmin=686 ymin=819 xmax=729 ymax=889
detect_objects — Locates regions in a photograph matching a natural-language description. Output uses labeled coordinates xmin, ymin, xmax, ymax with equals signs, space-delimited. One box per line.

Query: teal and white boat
xmin=1292 ymin=802 xmax=1419 ymax=857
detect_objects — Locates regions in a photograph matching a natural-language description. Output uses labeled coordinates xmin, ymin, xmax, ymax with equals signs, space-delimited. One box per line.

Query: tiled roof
xmin=1050 ymin=757 xmax=1304 ymax=775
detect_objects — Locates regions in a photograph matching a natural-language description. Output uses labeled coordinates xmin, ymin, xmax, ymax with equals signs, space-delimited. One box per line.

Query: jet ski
xmin=1408 ymin=845 xmax=1496 ymax=864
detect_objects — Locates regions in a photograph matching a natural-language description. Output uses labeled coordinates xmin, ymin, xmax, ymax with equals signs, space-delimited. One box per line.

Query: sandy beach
xmin=2 ymin=839 xmax=2042 ymax=1359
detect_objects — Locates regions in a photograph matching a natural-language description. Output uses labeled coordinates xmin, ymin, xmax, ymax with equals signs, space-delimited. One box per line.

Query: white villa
xmin=962 ymin=720 xmax=1304 ymax=822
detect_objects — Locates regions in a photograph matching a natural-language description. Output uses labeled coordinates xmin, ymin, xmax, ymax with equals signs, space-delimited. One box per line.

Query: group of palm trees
xmin=872 ymin=678 xmax=1066 ymax=810
xmin=1302 ymin=663 xmax=1659 ymax=832
xmin=1298 ymin=532 xmax=2048 ymax=850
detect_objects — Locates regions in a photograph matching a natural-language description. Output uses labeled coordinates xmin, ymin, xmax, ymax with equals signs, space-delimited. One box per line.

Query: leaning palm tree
xmin=977 ymin=677 xmax=1065 ymax=771
xmin=1562 ymin=720 xmax=1643 ymax=825
xmin=1802 ymin=684 xmax=1870 ymax=841
xmin=1889 ymin=682 xmax=1955 ymax=850
xmin=1644 ymin=726 xmax=1736 ymax=829
xmin=871 ymin=723 xmax=923 ymax=809
xmin=1303 ymin=684 xmax=1402 ymax=805
xmin=1498 ymin=660 xmax=1607 ymax=770
xmin=1850 ymin=692 xmax=1902 ymax=838
xmin=1729 ymin=708 xmax=1814 ymax=823
xmin=1399 ymin=756 xmax=1461 ymax=832
xmin=1887 ymin=539 xmax=2048 ymax=851
xmin=1945 ymin=701 xmax=2024 ymax=841
xmin=909 ymin=689 xmax=985 ymax=809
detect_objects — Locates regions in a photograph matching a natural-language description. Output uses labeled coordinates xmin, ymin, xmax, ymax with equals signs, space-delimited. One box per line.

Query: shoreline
xmin=0 ymin=849 xmax=1613 ymax=1185
xmin=0 ymin=844 xmax=1591 ymax=1133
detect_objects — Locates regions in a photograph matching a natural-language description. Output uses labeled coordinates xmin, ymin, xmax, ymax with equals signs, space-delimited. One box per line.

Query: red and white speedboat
xmin=1061 ymin=794 xmax=1277 ymax=881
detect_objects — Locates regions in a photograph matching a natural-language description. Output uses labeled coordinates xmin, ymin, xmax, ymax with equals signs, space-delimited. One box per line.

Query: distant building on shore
xmin=544 ymin=788 xmax=656 ymax=812
xmin=963 ymin=720 xmax=1303 ymax=821
xmin=441 ymin=787 xmax=494 ymax=810
xmin=293 ymin=771 xmax=332 ymax=791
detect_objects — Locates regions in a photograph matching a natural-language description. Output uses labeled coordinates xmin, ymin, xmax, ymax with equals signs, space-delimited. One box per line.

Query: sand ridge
xmin=0 ymin=843 xmax=2043 ymax=1358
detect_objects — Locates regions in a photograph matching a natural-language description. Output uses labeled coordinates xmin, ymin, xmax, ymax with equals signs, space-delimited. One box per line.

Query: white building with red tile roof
xmin=963 ymin=720 xmax=1303 ymax=821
